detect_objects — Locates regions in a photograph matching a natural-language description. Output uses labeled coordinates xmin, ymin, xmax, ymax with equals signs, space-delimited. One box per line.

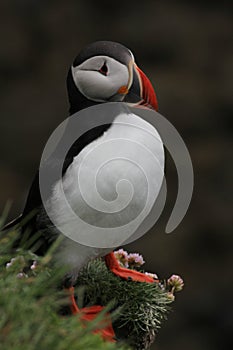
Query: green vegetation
xmin=0 ymin=228 xmax=128 ymax=350
xmin=77 ymin=258 xmax=172 ymax=349
xmin=0 ymin=213 xmax=180 ymax=350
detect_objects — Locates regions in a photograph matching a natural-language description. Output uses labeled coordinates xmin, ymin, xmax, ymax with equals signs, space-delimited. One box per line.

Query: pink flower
xmin=114 ymin=249 xmax=129 ymax=267
xmin=30 ymin=260 xmax=37 ymax=270
xmin=6 ymin=257 xmax=16 ymax=269
xmin=127 ymin=253 xmax=145 ymax=268
xmin=17 ymin=272 xmax=27 ymax=279
xmin=145 ymin=272 xmax=158 ymax=280
xmin=167 ymin=274 xmax=184 ymax=292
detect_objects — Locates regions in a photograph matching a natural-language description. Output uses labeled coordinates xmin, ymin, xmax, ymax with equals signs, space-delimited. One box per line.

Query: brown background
xmin=0 ymin=1 xmax=232 ymax=349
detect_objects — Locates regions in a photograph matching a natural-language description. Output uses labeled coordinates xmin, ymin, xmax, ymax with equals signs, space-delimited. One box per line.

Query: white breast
xmin=47 ymin=111 xmax=164 ymax=272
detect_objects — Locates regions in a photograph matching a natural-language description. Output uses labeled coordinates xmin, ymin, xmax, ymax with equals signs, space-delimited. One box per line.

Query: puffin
xmin=4 ymin=41 xmax=164 ymax=321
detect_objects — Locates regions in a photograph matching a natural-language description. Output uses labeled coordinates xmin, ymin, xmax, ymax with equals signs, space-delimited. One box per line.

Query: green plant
xmin=0 ymin=213 xmax=183 ymax=350
xmin=0 ymin=228 xmax=128 ymax=350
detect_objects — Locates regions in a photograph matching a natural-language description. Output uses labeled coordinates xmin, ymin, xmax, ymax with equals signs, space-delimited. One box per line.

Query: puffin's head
xmin=67 ymin=41 xmax=158 ymax=114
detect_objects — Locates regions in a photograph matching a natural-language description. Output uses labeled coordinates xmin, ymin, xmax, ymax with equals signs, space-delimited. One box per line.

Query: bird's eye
xmin=99 ymin=62 xmax=108 ymax=76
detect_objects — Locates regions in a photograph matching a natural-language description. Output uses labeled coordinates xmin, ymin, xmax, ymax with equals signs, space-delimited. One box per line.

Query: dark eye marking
xmin=99 ymin=62 xmax=108 ymax=76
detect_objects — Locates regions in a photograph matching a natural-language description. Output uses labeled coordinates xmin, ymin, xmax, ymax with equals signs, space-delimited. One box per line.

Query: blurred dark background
xmin=0 ymin=1 xmax=232 ymax=349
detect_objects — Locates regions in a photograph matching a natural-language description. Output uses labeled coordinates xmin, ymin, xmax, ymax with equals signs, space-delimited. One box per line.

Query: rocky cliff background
xmin=0 ymin=1 xmax=232 ymax=349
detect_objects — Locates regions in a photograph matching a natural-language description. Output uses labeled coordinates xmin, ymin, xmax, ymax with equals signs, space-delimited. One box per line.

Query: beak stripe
xmin=136 ymin=65 xmax=158 ymax=111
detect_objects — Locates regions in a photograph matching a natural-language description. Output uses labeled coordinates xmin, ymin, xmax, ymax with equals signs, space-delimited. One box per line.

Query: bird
xmin=4 ymin=41 xmax=164 ymax=326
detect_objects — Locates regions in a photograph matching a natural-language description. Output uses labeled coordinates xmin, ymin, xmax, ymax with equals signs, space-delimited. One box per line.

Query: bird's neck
xmin=68 ymin=98 xmax=97 ymax=115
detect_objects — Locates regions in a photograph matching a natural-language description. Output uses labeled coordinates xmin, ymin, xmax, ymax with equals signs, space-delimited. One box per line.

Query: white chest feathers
xmin=47 ymin=111 xmax=164 ymax=269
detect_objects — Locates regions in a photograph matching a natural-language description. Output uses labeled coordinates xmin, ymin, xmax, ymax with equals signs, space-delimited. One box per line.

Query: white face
xmin=71 ymin=55 xmax=130 ymax=102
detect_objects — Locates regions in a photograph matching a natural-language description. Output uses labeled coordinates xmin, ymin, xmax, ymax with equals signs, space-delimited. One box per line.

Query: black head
xmin=67 ymin=41 xmax=158 ymax=115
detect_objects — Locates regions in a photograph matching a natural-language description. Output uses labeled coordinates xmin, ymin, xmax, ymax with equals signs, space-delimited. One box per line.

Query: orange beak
xmin=135 ymin=64 xmax=158 ymax=111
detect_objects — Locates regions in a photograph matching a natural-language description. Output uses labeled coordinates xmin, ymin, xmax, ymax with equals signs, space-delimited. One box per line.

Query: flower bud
xmin=166 ymin=292 xmax=175 ymax=301
xmin=145 ymin=272 xmax=158 ymax=280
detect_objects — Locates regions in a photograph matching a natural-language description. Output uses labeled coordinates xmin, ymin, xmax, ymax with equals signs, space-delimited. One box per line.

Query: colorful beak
xmin=134 ymin=64 xmax=158 ymax=111
xmin=124 ymin=63 xmax=158 ymax=111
